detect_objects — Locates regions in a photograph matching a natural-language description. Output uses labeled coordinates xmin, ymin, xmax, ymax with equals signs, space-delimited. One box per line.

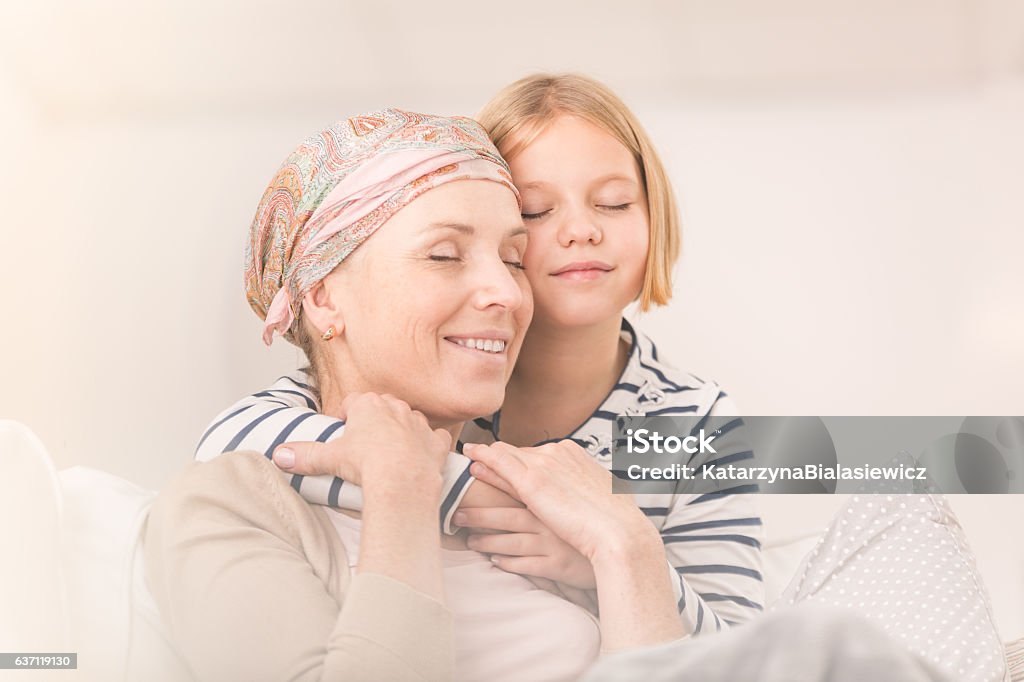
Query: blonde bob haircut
xmin=477 ymin=73 xmax=680 ymax=311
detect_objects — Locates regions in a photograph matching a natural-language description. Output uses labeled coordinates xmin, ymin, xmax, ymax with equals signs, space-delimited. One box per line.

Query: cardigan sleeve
xmin=143 ymin=451 xmax=454 ymax=682
xmin=195 ymin=371 xmax=474 ymax=534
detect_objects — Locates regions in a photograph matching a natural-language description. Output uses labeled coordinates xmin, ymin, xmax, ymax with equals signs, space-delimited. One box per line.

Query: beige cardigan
xmin=144 ymin=450 xmax=454 ymax=682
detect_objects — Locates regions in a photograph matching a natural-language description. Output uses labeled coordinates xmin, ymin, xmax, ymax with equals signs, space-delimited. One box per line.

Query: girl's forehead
xmin=510 ymin=151 xmax=641 ymax=191
xmin=532 ymin=114 xmax=621 ymax=147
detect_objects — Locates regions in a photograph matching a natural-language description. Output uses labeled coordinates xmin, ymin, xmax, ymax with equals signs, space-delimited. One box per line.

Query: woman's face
xmin=506 ymin=115 xmax=650 ymax=330
xmin=323 ymin=180 xmax=532 ymax=425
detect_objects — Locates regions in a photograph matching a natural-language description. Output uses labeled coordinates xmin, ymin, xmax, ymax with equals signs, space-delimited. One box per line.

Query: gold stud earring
xmin=321 ymin=325 xmax=336 ymax=342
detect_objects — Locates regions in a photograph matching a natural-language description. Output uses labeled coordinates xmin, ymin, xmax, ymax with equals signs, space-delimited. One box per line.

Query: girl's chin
xmin=533 ymin=304 xmax=623 ymax=330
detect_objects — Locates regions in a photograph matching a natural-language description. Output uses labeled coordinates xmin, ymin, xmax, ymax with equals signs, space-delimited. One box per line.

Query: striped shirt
xmin=195 ymin=318 xmax=765 ymax=636
xmin=461 ymin=319 xmax=765 ymax=634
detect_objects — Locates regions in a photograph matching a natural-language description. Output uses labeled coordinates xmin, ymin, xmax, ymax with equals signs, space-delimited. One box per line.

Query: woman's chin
xmin=443 ymin=392 xmax=505 ymax=423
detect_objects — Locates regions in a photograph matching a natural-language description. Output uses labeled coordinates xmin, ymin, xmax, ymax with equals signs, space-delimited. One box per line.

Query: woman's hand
xmin=274 ymin=392 xmax=450 ymax=601
xmin=273 ymin=392 xmax=451 ymax=498
xmin=463 ymin=440 xmax=653 ymax=562
xmin=454 ymin=506 xmax=598 ymax=589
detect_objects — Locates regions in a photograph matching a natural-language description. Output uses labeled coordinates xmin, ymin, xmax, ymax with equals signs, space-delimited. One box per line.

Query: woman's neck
xmin=319 ymin=386 xmax=464 ymax=444
xmin=499 ymin=316 xmax=630 ymax=446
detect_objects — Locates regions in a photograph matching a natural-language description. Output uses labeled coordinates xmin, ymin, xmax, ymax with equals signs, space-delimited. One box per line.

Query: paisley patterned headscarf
xmin=245 ymin=109 xmax=519 ymax=346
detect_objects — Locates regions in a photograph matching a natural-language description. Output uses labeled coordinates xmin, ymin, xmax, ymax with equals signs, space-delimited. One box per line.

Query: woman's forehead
xmin=378 ymin=181 xmax=524 ymax=239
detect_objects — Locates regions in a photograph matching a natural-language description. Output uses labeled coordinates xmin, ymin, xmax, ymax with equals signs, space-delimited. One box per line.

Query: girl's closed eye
xmin=597 ymin=202 xmax=632 ymax=212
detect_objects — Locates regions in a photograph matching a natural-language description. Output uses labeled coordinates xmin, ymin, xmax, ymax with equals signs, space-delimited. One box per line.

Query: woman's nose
xmin=473 ymin=258 xmax=526 ymax=312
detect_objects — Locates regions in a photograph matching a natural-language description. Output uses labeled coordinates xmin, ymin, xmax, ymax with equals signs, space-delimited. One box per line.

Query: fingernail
xmin=490 ymin=555 xmax=500 ymax=565
xmin=454 ymin=511 xmax=467 ymax=525
xmin=274 ymin=448 xmax=295 ymax=468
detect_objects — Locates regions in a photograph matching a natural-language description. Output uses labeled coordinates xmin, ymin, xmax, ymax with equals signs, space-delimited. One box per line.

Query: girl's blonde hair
xmin=477 ymin=73 xmax=680 ymax=311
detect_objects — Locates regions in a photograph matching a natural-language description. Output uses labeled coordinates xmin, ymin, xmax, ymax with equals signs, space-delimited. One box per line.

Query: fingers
xmin=454 ymin=507 xmax=540 ymax=533
xmin=464 ymin=442 xmax=527 ymax=483
xmin=337 ymin=391 xmax=374 ymax=417
xmin=345 ymin=393 xmax=441 ymax=440
xmin=466 ymin=532 xmax=541 ymax=557
xmin=487 ymin=554 xmax=550 ymax=579
xmin=344 ymin=392 xmax=412 ymax=418
xmin=273 ymin=440 xmax=344 ymax=478
xmin=378 ymin=393 xmax=412 ymax=417
xmin=433 ymin=428 xmax=453 ymax=453
xmin=468 ymin=461 xmax=518 ymax=498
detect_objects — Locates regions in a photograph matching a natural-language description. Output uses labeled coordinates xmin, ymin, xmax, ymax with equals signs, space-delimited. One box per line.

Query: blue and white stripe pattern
xmin=461 ymin=319 xmax=765 ymax=634
xmin=195 ymin=318 xmax=764 ymax=635
xmin=195 ymin=374 xmax=474 ymax=532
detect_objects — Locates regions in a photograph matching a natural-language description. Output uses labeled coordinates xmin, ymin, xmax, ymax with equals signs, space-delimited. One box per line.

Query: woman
xmin=196 ymin=78 xmax=1009 ymax=680
xmin=145 ymin=109 xmax=682 ymax=682
xmin=200 ymin=73 xmax=764 ymax=635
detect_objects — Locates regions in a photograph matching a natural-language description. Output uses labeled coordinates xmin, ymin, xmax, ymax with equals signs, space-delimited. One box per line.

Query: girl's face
xmin=506 ymin=115 xmax=650 ymax=331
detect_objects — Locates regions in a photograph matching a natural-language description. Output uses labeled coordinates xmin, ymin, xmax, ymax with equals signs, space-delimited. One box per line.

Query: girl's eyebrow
xmin=591 ymin=173 xmax=638 ymax=186
xmin=517 ymin=174 xmax=638 ymax=191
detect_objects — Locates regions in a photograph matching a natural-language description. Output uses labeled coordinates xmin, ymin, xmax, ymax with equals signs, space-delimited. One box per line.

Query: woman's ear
xmin=300 ymin=276 xmax=345 ymax=339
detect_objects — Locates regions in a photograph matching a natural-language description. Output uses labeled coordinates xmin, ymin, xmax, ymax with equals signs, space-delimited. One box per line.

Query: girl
xmin=200 ymin=74 xmax=764 ymax=636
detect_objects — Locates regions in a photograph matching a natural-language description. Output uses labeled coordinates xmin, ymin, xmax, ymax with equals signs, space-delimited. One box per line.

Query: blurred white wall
xmin=0 ymin=0 xmax=1022 ymax=492
xmin=636 ymin=81 xmax=1024 ymax=416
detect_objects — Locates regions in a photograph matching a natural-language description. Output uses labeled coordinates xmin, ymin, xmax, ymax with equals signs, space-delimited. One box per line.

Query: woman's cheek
xmin=521 ymin=239 xmax=546 ymax=283
xmin=520 ymin=275 xmax=535 ymax=317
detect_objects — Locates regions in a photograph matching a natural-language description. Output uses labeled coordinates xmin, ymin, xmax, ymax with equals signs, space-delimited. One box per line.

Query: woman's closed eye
xmin=522 ymin=209 xmax=551 ymax=221
xmin=428 ymin=253 xmax=525 ymax=271
xmin=522 ymin=211 xmax=549 ymax=221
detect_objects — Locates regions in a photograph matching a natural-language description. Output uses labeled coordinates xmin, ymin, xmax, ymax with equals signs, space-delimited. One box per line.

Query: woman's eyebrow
xmin=424 ymin=221 xmax=474 ymax=235
xmin=424 ymin=222 xmax=528 ymax=238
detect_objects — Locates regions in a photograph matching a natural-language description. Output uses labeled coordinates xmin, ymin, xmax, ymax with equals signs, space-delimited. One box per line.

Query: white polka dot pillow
xmin=778 ymin=494 xmax=1009 ymax=682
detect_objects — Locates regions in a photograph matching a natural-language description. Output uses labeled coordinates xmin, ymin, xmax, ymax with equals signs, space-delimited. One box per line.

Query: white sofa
xmin=2 ymin=420 xmax=1020 ymax=681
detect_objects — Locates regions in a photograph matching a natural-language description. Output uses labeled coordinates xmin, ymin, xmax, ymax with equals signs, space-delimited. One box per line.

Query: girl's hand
xmin=463 ymin=440 xmax=653 ymax=562
xmin=273 ymin=392 xmax=450 ymax=498
xmin=455 ymin=506 xmax=597 ymax=589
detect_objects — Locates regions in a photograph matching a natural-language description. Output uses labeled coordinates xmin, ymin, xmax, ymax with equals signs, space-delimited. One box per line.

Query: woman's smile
xmin=444 ymin=331 xmax=514 ymax=365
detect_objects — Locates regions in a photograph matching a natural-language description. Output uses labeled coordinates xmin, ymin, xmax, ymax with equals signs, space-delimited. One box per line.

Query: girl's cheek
xmin=522 ymin=239 xmax=544 ymax=272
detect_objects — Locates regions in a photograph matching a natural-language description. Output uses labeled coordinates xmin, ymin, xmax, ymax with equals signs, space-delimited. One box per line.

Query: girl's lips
xmin=551 ymin=260 xmax=614 ymax=275
xmin=552 ymin=268 xmax=610 ymax=281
